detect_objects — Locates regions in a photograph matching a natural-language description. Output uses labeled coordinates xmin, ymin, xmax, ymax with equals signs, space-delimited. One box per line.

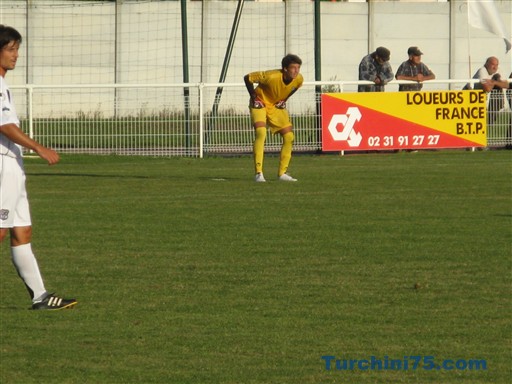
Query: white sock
xmin=11 ymin=243 xmax=47 ymax=302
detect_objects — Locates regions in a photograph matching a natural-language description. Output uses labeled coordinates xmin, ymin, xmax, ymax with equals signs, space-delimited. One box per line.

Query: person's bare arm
xmin=0 ymin=123 xmax=60 ymax=165
xmin=422 ymin=72 xmax=436 ymax=81
xmin=482 ymin=74 xmax=509 ymax=91
xmin=244 ymin=74 xmax=256 ymax=99
xmin=244 ymin=74 xmax=264 ymax=108
xmin=396 ymin=74 xmax=416 ymax=81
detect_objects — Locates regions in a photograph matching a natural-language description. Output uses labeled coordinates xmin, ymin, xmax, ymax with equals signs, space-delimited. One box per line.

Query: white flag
xmin=468 ymin=0 xmax=512 ymax=53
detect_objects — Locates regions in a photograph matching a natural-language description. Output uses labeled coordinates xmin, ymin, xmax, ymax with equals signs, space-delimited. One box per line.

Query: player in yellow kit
xmin=244 ymin=54 xmax=303 ymax=182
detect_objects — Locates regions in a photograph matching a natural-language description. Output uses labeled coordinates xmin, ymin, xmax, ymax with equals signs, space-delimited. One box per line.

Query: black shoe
xmin=32 ymin=293 xmax=77 ymax=310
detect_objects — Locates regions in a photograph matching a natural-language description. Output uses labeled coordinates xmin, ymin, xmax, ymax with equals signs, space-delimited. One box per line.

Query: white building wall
xmin=1 ymin=0 xmax=510 ymax=116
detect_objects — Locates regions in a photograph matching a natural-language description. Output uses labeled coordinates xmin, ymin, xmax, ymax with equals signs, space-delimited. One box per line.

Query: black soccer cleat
xmin=32 ymin=293 xmax=77 ymax=311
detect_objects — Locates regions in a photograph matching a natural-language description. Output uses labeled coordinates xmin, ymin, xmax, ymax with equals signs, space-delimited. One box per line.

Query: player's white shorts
xmin=0 ymin=155 xmax=32 ymax=228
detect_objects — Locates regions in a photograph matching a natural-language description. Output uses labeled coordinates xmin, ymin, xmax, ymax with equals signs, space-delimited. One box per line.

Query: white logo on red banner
xmin=327 ymin=107 xmax=363 ymax=147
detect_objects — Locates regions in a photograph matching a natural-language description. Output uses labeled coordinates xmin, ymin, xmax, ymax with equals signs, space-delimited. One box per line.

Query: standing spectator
xmin=244 ymin=54 xmax=303 ymax=182
xmin=0 ymin=25 xmax=77 ymax=310
xmin=395 ymin=46 xmax=435 ymax=91
xmin=358 ymin=47 xmax=394 ymax=92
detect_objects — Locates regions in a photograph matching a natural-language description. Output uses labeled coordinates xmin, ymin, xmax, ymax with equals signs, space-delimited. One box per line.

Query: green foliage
xmin=321 ymin=76 xmax=341 ymax=94
xmin=1 ymin=151 xmax=511 ymax=383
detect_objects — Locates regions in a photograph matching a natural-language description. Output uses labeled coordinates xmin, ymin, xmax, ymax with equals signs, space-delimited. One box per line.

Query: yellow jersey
xmin=247 ymin=69 xmax=303 ymax=106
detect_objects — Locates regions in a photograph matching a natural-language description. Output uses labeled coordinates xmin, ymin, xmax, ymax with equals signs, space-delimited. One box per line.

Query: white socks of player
xmin=11 ymin=243 xmax=47 ymax=303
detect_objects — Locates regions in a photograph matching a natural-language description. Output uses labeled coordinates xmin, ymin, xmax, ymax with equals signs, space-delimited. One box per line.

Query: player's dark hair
xmin=282 ymin=54 xmax=302 ymax=69
xmin=0 ymin=25 xmax=22 ymax=50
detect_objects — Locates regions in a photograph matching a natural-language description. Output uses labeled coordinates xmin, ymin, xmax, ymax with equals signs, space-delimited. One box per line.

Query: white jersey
xmin=0 ymin=76 xmax=22 ymax=158
xmin=472 ymin=66 xmax=503 ymax=90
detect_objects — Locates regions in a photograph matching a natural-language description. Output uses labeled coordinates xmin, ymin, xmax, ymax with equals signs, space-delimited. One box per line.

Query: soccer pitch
xmin=1 ymin=151 xmax=511 ymax=384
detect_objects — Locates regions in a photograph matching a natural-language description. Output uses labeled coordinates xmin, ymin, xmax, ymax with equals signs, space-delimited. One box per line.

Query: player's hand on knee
xmin=275 ymin=100 xmax=286 ymax=109
xmin=251 ymin=97 xmax=264 ymax=109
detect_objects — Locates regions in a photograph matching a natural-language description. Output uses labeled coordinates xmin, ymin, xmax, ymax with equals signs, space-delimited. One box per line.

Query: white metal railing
xmin=10 ymin=79 xmax=512 ymax=157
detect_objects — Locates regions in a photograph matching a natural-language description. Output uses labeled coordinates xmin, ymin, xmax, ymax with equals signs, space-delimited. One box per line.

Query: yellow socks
xmin=278 ymin=131 xmax=294 ymax=176
xmin=254 ymin=128 xmax=294 ymax=177
xmin=253 ymin=127 xmax=266 ymax=174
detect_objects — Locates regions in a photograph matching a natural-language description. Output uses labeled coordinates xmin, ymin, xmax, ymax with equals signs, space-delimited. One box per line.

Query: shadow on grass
xmin=26 ymin=173 xmax=152 ymax=179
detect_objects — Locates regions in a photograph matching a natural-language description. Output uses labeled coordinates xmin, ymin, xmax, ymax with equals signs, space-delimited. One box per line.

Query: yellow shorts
xmin=250 ymin=105 xmax=292 ymax=134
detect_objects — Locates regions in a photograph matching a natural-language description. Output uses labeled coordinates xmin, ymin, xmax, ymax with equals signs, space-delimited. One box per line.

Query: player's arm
xmin=284 ymin=87 xmax=299 ymax=102
xmin=275 ymin=88 xmax=299 ymax=109
xmin=244 ymin=74 xmax=264 ymax=108
xmin=0 ymin=123 xmax=60 ymax=165
xmin=276 ymin=75 xmax=303 ymax=108
xmin=243 ymin=74 xmax=256 ymax=98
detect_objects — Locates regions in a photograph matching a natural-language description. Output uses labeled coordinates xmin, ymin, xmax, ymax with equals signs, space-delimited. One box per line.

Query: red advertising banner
xmin=321 ymin=91 xmax=487 ymax=151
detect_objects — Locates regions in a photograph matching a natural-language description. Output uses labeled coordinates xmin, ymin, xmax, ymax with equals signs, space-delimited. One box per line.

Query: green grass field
xmin=1 ymin=151 xmax=511 ymax=384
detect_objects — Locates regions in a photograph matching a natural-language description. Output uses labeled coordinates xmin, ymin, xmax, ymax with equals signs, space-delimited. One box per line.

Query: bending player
xmin=244 ymin=54 xmax=303 ymax=182
xmin=0 ymin=25 xmax=77 ymax=310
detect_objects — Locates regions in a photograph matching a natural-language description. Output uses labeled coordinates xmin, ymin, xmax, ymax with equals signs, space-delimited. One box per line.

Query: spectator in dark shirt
xmin=358 ymin=47 xmax=394 ymax=92
xmin=395 ymin=46 xmax=435 ymax=91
